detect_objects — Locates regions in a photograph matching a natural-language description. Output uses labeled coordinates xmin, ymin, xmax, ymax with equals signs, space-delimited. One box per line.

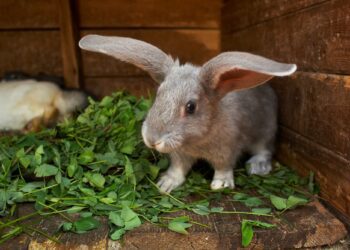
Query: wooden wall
xmin=0 ymin=0 xmax=221 ymax=97
xmin=0 ymin=0 xmax=62 ymax=76
xmin=222 ymin=0 xmax=350 ymax=219
xmin=3 ymin=0 xmax=349 ymax=220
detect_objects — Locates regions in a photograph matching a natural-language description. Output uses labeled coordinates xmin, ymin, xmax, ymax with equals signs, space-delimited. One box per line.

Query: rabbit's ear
xmin=199 ymin=52 xmax=297 ymax=96
xmin=79 ymin=35 xmax=174 ymax=83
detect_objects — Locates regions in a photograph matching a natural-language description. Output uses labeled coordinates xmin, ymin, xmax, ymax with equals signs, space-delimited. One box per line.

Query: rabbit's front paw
xmin=210 ymin=178 xmax=235 ymax=190
xmin=211 ymin=169 xmax=235 ymax=190
xmin=246 ymin=155 xmax=272 ymax=176
xmin=157 ymin=172 xmax=185 ymax=193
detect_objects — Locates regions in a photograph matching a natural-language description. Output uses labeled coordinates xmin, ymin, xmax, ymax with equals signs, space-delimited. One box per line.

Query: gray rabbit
xmin=79 ymin=35 xmax=296 ymax=193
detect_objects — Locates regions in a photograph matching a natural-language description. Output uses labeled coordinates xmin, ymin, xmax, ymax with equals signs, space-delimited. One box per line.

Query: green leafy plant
xmin=61 ymin=216 xmax=101 ymax=234
xmin=241 ymin=219 xmax=275 ymax=247
xmin=167 ymin=216 xmax=192 ymax=235
xmin=0 ymin=92 xmax=317 ymax=247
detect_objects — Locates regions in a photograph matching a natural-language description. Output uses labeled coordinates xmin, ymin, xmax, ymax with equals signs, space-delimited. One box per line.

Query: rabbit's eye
xmin=185 ymin=100 xmax=196 ymax=115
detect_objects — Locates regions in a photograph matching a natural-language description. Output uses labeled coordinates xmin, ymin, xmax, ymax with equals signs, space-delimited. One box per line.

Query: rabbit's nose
xmin=146 ymin=135 xmax=161 ymax=148
xmin=141 ymin=123 xmax=160 ymax=148
xmin=144 ymin=136 xmax=160 ymax=149
xmin=142 ymin=134 xmax=153 ymax=148
xmin=151 ymin=141 xmax=162 ymax=148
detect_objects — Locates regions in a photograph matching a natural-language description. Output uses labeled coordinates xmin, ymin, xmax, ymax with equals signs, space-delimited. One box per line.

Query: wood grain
xmin=271 ymin=72 xmax=350 ymax=160
xmin=2 ymin=200 xmax=347 ymax=249
xmin=221 ymin=0 xmax=350 ymax=219
xmin=84 ymin=77 xmax=157 ymax=98
xmin=0 ymin=0 xmax=58 ymax=29
xmin=271 ymin=72 xmax=350 ymax=219
xmin=80 ymin=29 xmax=220 ymax=77
xmin=276 ymin=126 xmax=350 ymax=219
xmin=121 ymin=200 xmax=347 ymax=249
xmin=0 ymin=31 xmax=62 ymax=76
xmin=222 ymin=0 xmax=326 ymax=33
xmin=77 ymin=0 xmax=221 ymax=28
xmin=222 ymin=0 xmax=350 ymax=74
xmin=58 ymin=0 xmax=81 ymax=88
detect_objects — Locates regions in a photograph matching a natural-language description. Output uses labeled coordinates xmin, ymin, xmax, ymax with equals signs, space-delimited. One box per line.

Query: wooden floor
xmin=1 ymin=197 xmax=348 ymax=250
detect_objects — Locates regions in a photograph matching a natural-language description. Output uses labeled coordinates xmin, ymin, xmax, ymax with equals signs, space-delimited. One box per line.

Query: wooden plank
xmin=58 ymin=0 xmax=81 ymax=88
xmin=270 ymin=72 xmax=350 ymax=160
xmin=221 ymin=0 xmax=350 ymax=74
xmin=84 ymin=77 xmax=157 ymax=98
xmin=80 ymin=29 xmax=220 ymax=77
xmin=3 ymin=199 xmax=347 ymax=249
xmin=276 ymin=126 xmax=350 ymax=219
xmin=0 ymin=31 xmax=62 ymax=76
xmin=120 ymin=200 xmax=347 ymax=249
xmin=77 ymin=0 xmax=221 ymax=28
xmin=222 ymin=0 xmax=326 ymax=33
xmin=0 ymin=0 xmax=58 ymax=29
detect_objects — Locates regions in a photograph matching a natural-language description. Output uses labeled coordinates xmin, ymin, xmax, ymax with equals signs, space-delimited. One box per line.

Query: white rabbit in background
xmin=0 ymin=79 xmax=87 ymax=132
xmin=79 ymin=35 xmax=297 ymax=193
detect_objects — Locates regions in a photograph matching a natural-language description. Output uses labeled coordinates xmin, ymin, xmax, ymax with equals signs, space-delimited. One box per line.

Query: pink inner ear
xmin=216 ymin=68 xmax=273 ymax=95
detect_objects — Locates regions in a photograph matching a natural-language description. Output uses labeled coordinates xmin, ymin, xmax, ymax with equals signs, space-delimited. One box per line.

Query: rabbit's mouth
xmin=154 ymin=134 xmax=183 ymax=153
xmin=142 ymin=123 xmax=183 ymax=153
xmin=143 ymin=132 xmax=183 ymax=153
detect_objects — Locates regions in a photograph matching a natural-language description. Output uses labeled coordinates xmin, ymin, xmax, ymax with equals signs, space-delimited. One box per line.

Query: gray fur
xmin=79 ymin=35 xmax=297 ymax=193
xmin=79 ymin=35 xmax=174 ymax=83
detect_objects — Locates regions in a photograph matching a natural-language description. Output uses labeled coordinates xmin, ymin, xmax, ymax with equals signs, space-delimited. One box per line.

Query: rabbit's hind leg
xmin=246 ymin=142 xmax=273 ymax=176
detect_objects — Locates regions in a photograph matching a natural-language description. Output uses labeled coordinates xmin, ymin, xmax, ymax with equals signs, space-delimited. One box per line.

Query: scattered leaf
xmin=211 ymin=207 xmax=224 ymax=213
xmin=121 ymin=206 xmax=141 ymax=230
xmin=241 ymin=219 xmax=275 ymax=247
xmin=109 ymin=211 xmax=124 ymax=227
xmin=110 ymin=228 xmax=126 ymax=240
xmin=286 ymin=196 xmax=308 ymax=209
xmin=233 ymin=193 xmax=249 ymax=201
xmin=61 ymin=222 xmax=73 ymax=231
xmin=85 ymin=173 xmax=105 ymax=188
xmin=270 ymin=195 xmax=287 ymax=210
xmin=168 ymin=216 xmax=192 ymax=235
xmin=74 ymin=216 xmax=100 ymax=233
xmin=241 ymin=220 xmax=254 ymax=247
xmin=251 ymin=208 xmax=271 ymax=214
xmin=244 ymin=197 xmax=263 ymax=207
xmin=34 ymin=164 xmax=59 ymax=177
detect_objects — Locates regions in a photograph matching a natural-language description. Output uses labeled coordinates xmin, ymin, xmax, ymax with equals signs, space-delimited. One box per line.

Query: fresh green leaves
xmin=34 ymin=164 xmax=58 ymax=177
xmin=192 ymin=204 xmax=211 ymax=215
xmin=0 ymin=92 xmax=314 ymax=247
xmin=109 ymin=212 xmax=124 ymax=227
xmin=16 ymin=149 xmax=31 ymax=168
xmin=168 ymin=216 xmax=192 ymax=235
xmin=243 ymin=197 xmax=263 ymax=207
xmin=67 ymin=159 xmax=78 ymax=177
xmin=270 ymin=195 xmax=308 ymax=211
xmin=110 ymin=228 xmax=126 ymax=240
xmin=79 ymin=150 xmax=95 ymax=165
xmin=241 ymin=220 xmax=254 ymax=247
xmin=251 ymin=208 xmax=271 ymax=214
xmin=74 ymin=217 xmax=101 ymax=233
xmin=270 ymin=195 xmax=287 ymax=210
xmin=108 ymin=206 xmax=142 ymax=240
xmin=121 ymin=206 xmax=142 ymax=230
xmin=84 ymin=172 xmax=105 ymax=189
xmin=286 ymin=195 xmax=308 ymax=209
xmin=233 ymin=193 xmax=264 ymax=208
xmin=241 ymin=219 xmax=275 ymax=247
xmin=61 ymin=216 xmax=100 ymax=234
